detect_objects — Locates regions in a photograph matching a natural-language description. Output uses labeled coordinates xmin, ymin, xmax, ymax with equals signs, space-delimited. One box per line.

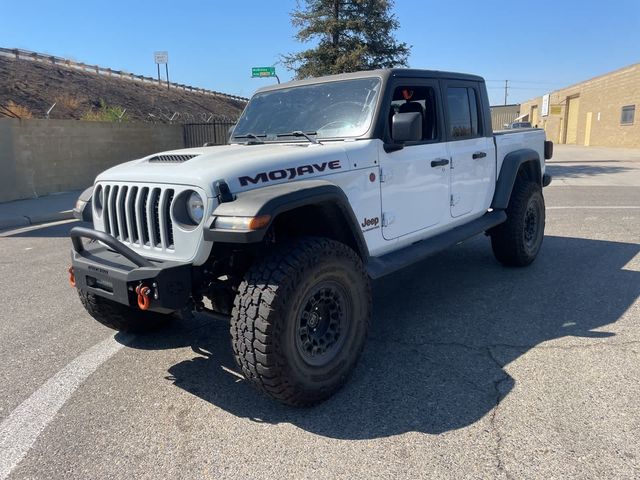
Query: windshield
xmin=232 ymin=78 xmax=381 ymax=141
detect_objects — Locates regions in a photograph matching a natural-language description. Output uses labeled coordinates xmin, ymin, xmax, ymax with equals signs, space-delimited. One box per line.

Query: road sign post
xmin=251 ymin=67 xmax=280 ymax=84
xmin=154 ymin=51 xmax=169 ymax=90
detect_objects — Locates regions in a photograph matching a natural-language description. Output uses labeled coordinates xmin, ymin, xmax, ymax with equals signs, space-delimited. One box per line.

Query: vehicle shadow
xmin=119 ymin=235 xmax=639 ymax=440
xmin=546 ymin=163 xmax=632 ymax=178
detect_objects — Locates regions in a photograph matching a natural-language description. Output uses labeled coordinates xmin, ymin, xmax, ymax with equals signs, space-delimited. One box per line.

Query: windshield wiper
xmin=233 ymin=133 xmax=266 ymax=144
xmin=276 ymin=131 xmax=322 ymax=145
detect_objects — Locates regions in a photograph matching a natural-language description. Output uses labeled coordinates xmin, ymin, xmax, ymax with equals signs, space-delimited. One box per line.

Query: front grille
xmin=100 ymin=184 xmax=175 ymax=250
xmin=148 ymin=154 xmax=198 ymax=163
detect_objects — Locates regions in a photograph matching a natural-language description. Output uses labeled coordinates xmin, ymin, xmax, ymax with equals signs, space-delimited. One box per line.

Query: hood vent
xmin=148 ymin=154 xmax=199 ymax=163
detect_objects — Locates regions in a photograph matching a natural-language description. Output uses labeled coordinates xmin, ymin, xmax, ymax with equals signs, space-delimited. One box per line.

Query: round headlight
xmin=186 ymin=191 xmax=204 ymax=224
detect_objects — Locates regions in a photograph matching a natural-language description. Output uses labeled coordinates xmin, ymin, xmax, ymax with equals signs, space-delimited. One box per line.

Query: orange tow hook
xmin=135 ymin=284 xmax=151 ymax=310
xmin=68 ymin=266 xmax=76 ymax=287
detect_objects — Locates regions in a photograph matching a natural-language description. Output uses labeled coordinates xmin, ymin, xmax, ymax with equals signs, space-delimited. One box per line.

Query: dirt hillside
xmin=0 ymin=56 xmax=246 ymax=123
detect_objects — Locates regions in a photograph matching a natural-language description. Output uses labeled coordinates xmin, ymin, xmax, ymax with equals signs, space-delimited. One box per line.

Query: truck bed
xmin=493 ymin=128 xmax=546 ymax=176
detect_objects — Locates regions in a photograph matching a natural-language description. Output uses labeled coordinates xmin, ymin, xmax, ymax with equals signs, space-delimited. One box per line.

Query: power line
xmin=489 ymin=79 xmax=557 ymax=105
xmin=487 ymin=86 xmax=550 ymax=90
xmin=485 ymin=79 xmax=560 ymax=85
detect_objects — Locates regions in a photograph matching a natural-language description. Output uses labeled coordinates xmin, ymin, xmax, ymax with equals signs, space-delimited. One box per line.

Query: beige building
xmin=490 ymin=104 xmax=520 ymax=131
xmin=518 ymin=63 xmax=639 ymax=148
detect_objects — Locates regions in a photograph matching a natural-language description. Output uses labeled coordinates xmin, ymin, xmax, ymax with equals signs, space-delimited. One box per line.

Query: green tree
xmin=282 ymin=0 xmax=410 ymax=79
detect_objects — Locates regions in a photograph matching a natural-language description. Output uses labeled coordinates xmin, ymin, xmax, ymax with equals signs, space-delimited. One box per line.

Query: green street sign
xmin=252 ymin=66 xmax=276 ymax=78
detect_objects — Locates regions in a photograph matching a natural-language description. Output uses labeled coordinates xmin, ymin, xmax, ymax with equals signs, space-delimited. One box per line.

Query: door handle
xmin=472 ymin=151 xmax=487 ymax=159
xmin=431 ymin=158 xmax=449 ymax=167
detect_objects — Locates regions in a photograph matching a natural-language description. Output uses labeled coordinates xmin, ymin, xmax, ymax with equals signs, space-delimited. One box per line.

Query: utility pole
xmin=504 ymin=80 xmax=508 ymax=105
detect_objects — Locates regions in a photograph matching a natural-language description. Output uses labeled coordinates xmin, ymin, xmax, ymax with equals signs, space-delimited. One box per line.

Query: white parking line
xmin=0 ymin=219 xmax=77 ymax=237
xmin=0 ymin=335 xmax=129 ymax=479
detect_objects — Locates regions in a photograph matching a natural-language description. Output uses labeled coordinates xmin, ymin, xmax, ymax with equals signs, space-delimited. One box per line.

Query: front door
xmin=379 ymin=80 xmax=450 ymax=240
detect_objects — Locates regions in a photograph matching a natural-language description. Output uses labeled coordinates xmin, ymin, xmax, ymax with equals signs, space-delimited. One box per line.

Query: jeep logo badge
xmin=361 ymin=216 xmax=380 ymax=232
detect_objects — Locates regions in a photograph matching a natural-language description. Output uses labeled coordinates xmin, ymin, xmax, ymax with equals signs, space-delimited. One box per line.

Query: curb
xmin=0 ymin=210 xmax=74 ymax=230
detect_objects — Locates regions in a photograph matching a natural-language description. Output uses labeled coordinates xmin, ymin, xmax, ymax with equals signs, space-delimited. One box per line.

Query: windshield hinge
xmin=214 ymin=180 xmax=234 ymax=203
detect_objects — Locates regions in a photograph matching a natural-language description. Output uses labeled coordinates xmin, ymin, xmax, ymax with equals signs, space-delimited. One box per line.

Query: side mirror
xmin=392 ymin=112 xmax=422 ymax=143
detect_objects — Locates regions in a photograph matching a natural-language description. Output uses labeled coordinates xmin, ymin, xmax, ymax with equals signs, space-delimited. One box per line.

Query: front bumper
xmin=70 ymin=226 xmax=192 ymax=313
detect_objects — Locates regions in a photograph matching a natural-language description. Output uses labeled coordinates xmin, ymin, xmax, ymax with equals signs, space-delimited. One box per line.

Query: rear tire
xmin=78 ymin=290 xmax=172 ymax=332
xmin=490 ymin=181 xmax=545 ymax=266
xmin=230 ymin=237 xmax=371 ymax=407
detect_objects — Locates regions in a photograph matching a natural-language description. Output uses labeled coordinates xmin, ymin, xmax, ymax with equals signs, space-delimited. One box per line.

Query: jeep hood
xmin=94 ymin=142 xmax=375 ymax=197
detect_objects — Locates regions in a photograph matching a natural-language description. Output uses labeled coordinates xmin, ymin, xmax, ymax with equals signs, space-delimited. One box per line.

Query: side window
xmin=388 ymin=85 xmax=439 ymax=142
xmin=621 ymin=105 xmax=635 ymax=125
xmin=446 ymin=87 xmax=481 ymax=139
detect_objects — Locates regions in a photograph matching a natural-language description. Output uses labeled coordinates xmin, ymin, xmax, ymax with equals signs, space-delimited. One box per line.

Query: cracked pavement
xmin=0 ymin=145 xmax=639 ymax=479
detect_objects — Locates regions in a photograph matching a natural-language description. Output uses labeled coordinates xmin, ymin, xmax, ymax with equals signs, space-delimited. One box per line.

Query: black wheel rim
xmin=295 ymin=281 xmax=351 ymax=367
xmin=524 ymin=199 xmax=541 ymax=252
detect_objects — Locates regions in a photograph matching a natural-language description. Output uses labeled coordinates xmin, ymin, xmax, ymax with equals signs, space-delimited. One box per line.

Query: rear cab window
xmin=445 ymin=86 xmax=482 ymax=140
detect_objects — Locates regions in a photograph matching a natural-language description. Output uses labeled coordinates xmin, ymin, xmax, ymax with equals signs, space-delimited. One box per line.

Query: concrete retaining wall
xmin=0 ymin=119 xmax=184 ymax=202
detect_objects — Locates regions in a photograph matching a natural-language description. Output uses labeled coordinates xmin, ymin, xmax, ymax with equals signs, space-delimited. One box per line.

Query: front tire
xmin=230 ymin=237 xmax=371 ymax=407
xmin=490 ymin=180 xmax=545 ymax=266
xmin=78 ymin=290 xmax=172 ymax=332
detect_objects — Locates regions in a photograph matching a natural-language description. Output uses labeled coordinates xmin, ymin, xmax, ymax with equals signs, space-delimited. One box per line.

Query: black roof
xmin=255 ymin=68 xmax=484 ymax=94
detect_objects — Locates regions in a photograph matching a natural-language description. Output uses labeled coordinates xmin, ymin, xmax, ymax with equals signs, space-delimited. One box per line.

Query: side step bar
xmin=366 ymin=210 xmax=507 ymax=279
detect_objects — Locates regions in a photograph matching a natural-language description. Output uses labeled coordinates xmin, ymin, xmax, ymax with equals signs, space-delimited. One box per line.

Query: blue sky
xmin=1 ymin=0 xmax=639 ymax=105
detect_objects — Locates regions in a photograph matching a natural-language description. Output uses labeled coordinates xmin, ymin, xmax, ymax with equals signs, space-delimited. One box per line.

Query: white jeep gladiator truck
xmin=70 ymin=69 xmax=553 ymax=406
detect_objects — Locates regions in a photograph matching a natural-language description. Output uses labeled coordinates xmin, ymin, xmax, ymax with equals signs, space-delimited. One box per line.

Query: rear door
xmin=565 ymin=95 xmax=580 ymax=144
xmin=442 ymin=81 xmax=495 ymax=218
xmin=379 ymin=79 xmax=450 ymax=240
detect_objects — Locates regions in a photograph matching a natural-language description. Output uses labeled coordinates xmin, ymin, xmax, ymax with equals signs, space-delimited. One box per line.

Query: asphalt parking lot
xmin=1 ymin=145 xmax=639 ymax=479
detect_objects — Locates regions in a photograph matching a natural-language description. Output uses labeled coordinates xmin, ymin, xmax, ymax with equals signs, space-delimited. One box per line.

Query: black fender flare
xmin=73 ymin=186 xmax=94 ymax=222
xmin=205 ymin=179 xmax=369 ymax=258
xmin=491 ymin=149 xmax=542 ymax=210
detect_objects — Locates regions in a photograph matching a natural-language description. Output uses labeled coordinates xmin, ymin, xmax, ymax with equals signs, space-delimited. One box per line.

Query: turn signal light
xmin=68 ymin=266 xmax=76 ymax=287
xmin=214 ymin=215 xmax=271 ymax=231
xmin=248 ymin=215 xmax=271 ymax=230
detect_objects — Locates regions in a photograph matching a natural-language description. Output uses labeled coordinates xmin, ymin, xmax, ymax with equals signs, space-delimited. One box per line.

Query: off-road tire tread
xmin=78 ymin=290 xmax=170 ymax=332
xmin=490 ymin=180 xmax=545 ymax=266
xmin=230 ymin=237 xmax=371 ymax=407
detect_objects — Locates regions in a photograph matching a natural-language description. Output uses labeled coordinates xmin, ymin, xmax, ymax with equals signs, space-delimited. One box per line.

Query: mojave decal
xmin=238 ymin=160 xmax=341 ymax=187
